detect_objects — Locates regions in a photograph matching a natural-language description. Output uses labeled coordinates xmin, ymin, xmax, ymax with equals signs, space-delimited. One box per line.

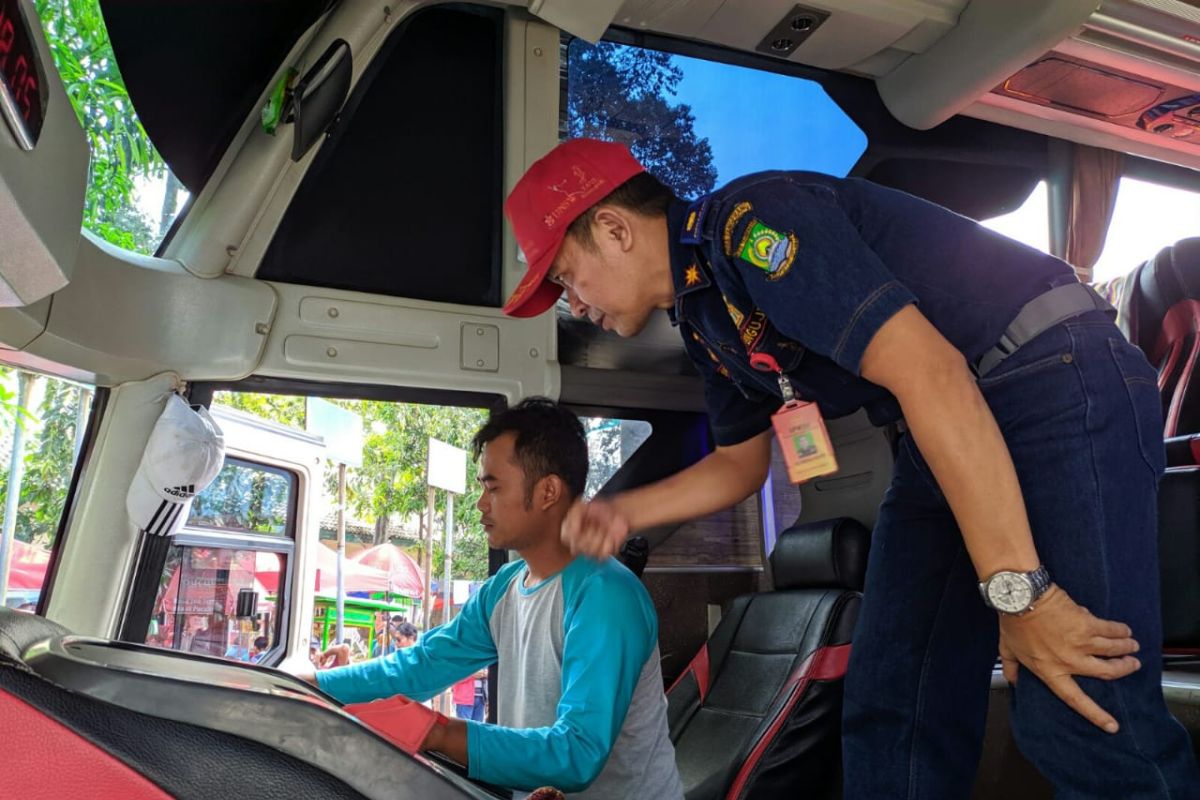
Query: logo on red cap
xmin=544 ymin=166 xmax=606 ymax=229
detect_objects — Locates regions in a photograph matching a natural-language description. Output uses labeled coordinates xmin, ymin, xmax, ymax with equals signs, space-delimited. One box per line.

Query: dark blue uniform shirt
xmin=668 ymin=171 xmax=1077 ymax=446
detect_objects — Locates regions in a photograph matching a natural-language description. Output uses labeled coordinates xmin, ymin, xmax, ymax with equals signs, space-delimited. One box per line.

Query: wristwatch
xmin=978 ymin=565 xmax=1052 ymax=615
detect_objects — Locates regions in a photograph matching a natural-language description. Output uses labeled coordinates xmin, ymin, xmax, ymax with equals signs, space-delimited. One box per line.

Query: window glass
xmin=257 ymin=5 xmax=503 ymax=305
xmin=187 ymin=458 xmax=295 ymax=536
xmin=34 ymin=0 xmax=187 ymax=254
xmin=580 ymin=417 xmax=653 ymax=500
xmin=1092 ymin=177 xmax=1200 ymax=283
xmin=212 ymin=388 xmax=494 ymax=716
xmin=146 ymin=545 xmax=283 ymax=664
xmin=0 ymin=367 xmax=95 ymax=611
xmin=565 ymin=39 xmax=867 ymax=197
xmin=980 ymin=181 xmax=1050 ymax=254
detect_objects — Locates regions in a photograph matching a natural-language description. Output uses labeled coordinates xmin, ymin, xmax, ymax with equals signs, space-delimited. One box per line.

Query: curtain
xmin=1065 ymin=144 xmax=1124 ymax=283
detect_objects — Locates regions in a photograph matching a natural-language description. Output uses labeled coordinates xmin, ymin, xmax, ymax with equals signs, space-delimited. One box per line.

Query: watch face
xmin=987 ymin=572 xmax=1033 ymax=613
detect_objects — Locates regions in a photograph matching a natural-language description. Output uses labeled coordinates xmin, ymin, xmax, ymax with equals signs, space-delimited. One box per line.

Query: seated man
xmin=297 ymin=398 xmax=682 ymax=798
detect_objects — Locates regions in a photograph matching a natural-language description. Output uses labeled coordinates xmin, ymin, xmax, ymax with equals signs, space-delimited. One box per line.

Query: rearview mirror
xmin=290 ymin=39 xmax=352 ymax=162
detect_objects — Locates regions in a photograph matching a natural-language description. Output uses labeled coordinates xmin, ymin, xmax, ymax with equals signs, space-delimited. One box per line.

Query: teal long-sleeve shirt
xmin=317 ymin=557 xmax=682 ymax=797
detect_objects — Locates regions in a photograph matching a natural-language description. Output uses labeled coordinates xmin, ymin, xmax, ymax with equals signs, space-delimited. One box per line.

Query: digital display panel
xmin=0 ymin=0 xmax=47 ymax=149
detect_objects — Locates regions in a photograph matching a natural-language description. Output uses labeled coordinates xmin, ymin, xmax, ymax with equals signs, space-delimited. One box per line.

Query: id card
xmin=772 ymin=400 xmax=838 ymax=484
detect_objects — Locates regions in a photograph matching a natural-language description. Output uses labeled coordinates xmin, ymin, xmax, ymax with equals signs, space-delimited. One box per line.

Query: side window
xmin=189 ymin=459 xmax=294 ymax=535
xmin=145 ymin=458 xmax=297 ymax=664
xmin=1092 ymin=176 xmax=1200 ymax=283
xmin=980 ymin=181 xmax=1050 ymax=254
xmin=564 ymin=38 xmax=867 ymax=197
xmin=0 ymin=367 xmax=96 ymax=612
xmin=580 ymin=417 xmax=653 ymax=500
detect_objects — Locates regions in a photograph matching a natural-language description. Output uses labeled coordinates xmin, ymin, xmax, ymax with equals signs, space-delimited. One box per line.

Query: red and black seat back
xmin=0 ymin=608 xmax=498 ymax=799
xmin=665 ymin=517 xmax=869 ymax=800
xmin=1107 ymin=237 xmax=1200 ymax=437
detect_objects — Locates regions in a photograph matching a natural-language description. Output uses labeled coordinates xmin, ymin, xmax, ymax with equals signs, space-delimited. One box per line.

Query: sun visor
xmin=0 ymin=0 xmax=89 ymax=308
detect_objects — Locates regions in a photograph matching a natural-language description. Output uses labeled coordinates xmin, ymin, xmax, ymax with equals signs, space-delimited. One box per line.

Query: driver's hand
xmin=561 ymin=498 xmax=629 ymax=559
xmin=997 ymin=584 xmax=1140 ymax=733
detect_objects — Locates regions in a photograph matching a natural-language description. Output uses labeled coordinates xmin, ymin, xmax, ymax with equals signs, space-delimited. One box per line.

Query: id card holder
xmin=749 ymin=351 xmax=838 ymax=484
xmin=772 ymin=400 xmax=839 ymax=484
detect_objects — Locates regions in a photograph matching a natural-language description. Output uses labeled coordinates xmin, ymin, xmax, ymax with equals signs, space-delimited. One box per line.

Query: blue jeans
xmin=843 ymin=313 xmax=1200 ymax=799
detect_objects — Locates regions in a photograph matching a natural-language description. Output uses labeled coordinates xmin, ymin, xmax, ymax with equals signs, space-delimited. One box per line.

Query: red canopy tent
xmin=6 ymin=540 xmax=51 ymax=590
xmin=250 ymin=545 xmax=393 ymax=595
xmin=350 ymin=543 xmax=425 ymax=599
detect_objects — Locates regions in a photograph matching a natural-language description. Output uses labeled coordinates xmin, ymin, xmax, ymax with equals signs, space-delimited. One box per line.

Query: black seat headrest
xmin=1132 ymin=237 xmax=1200 ymax=355
xmin=770 ymin=517 xmax=870 ymax=592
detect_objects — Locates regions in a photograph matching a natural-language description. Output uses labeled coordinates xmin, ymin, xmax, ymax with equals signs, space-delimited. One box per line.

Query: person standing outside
xmin=500 ymin=138 xmax=1199 ymax=798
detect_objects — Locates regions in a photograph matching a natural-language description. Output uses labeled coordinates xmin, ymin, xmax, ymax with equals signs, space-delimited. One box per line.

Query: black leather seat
xmin=1101 ymin=237 xmax=1200 ymax=437
xmin=0 ymin=608 xmax=501 ymax=799
xmin=665 ymin=517 xmax=869 ymax=800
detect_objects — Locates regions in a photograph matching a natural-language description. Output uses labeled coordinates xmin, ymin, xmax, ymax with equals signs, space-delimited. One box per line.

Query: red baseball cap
xmin=502 ymin=138 xmax=645 ymax=318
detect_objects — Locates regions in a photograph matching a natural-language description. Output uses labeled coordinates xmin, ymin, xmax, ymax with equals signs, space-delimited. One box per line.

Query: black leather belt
xmin=973 ymin=282 xmax=1117 ymax=378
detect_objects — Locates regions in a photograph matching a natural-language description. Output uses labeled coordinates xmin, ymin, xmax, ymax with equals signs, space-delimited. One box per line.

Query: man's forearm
xmin=424 ymin=717 xmax=469 ymax=765
xmin=612 ymin=430 xmax=772 ymax=530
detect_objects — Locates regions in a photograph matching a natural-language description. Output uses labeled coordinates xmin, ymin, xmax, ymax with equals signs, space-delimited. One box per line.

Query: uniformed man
xmin=501 ymin=138 xmax=1200 ymax=798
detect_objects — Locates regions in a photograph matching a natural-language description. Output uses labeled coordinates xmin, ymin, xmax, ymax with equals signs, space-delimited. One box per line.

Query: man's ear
xmin=592 ymin=206 xmax=635 ymax=254
xmin=536 ymin=474 xmax=566 ymax=511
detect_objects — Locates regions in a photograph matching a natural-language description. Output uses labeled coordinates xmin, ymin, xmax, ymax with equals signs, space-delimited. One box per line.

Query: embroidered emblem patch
xmin=723 ymin=202 xmax=752 ymax=255
xmin=723 ymin=295 xmax=745 ymax=329
xmin=737 ymin=220 xmax=797 ymax=280
xmin=685 ymin=264 xmax=701 ymax=287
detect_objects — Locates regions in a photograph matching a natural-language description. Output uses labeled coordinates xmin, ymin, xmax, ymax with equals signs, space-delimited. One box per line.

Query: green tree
xmin=0 ymin=374 xmax=85 ymax=548
xmin=567 ymin=41 xmax=717 ymax=198
xmin=214 ymin=392 xmax=491 ymax=582
xmin=35 ymin=0 xmax=167 ymax=254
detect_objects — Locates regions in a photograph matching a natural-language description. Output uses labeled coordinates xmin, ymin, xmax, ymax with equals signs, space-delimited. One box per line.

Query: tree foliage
xmin=0 ymin=369 xmax=88 ymax=548
xmin=567 ymin=41 xmax=717 ymax=198
xmin=215 ymin=392 xmax=491 ymax=582
xmin=35 ymin=0 xmax=168 ymax=254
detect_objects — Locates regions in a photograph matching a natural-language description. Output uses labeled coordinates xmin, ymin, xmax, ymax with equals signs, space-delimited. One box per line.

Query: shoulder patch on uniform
xmin=736 ymin=219 xmax=797 ymax=280
xmin=722 ymin=202 xmax=753 ymax=255
xmin=680 ymin=195 xmax=712 ymax=245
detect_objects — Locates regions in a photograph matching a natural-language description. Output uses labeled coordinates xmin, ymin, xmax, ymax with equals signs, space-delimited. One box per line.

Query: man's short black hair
xmin=566 ymin=171 xmax=676 ymax=252
xmin=471 ymin=397 xmax=588 ymax=503
xmin=395 ymin=622 xmax=419 ymax=640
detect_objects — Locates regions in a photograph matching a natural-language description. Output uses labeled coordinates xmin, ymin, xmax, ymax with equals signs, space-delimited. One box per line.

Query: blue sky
xmin=669 ymin=53 xmax=867 ymax=186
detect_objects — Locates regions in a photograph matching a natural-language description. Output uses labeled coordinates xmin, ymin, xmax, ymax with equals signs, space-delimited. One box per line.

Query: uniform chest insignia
xmin=737 ymin=219 xmax=798 ymax=280
xmin=685 ymin=264 xmax=702 ymax=287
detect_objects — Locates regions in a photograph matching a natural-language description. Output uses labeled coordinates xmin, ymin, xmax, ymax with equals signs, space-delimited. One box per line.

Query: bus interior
xmin=1 ymin=0 xmax=1200 ymax=797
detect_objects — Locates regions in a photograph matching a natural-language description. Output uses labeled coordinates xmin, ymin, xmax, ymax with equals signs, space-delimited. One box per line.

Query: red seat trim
xmin=0 ymin=689 xmax=173 ymax=799
xmin=724 ymin=644 xmax=852 ymax=799
xmin=668 ymin=642 xmax=711 ymax=702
